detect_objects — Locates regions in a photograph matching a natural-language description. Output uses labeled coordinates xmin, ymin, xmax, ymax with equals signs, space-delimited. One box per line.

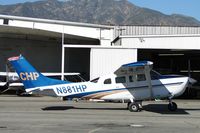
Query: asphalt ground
xmin=0 ymin=95 xmax=200 ymax=133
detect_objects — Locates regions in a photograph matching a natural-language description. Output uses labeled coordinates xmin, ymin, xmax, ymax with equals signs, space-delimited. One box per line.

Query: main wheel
xmin=128 ymin=102 xmax=139 ymax=112
xmin=168 ymin=102 xmax=177 ymax=111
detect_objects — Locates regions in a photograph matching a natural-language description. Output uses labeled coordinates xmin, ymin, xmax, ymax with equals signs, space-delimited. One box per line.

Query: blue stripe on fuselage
xmin=65 ymin=81 xmax=183 ymax=99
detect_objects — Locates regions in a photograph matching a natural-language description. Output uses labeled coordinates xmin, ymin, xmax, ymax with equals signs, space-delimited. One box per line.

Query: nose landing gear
xmin=168 ymin=99 xmax=177 ymax=111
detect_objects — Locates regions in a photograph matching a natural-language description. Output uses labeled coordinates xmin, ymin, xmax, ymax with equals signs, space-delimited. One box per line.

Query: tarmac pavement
xmin=0 ymin=95 xmax=200 ymax=133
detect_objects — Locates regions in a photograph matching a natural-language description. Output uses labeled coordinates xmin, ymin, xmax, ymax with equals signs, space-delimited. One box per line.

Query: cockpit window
xmin=151 ymin=70 xmax=161 ymax=80
xmin=116 ymin=76 xmax=126 ymax=83
xmin=104 ymin=78 xmax=112 ymax=84
xmin=137 ymin=74 xmax=146 ymax=81
xmin=90 ymin=77 xmax=99 ymax=83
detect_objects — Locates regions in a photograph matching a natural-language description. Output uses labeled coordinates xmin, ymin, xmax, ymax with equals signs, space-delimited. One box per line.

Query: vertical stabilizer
xmin=8 ymin=55 xmax=70 ymax=89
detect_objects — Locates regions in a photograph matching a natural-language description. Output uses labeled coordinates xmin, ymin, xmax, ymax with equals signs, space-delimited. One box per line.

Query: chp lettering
xmin=20 ymin=72 xmax=39 ymax=80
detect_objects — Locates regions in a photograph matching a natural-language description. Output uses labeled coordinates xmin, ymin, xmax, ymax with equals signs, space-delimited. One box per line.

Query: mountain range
xmin=0 ymin=0 xmax=200 ymax=26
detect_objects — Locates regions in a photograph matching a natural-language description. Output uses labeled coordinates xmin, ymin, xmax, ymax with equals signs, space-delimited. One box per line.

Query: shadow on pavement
xmin=143 ymin=104 xmax=200 ymax=115
xmin=42 ymin=104 xmax=200 ymax=114
xmin=42 ymin=106 xmax=126 ymax=111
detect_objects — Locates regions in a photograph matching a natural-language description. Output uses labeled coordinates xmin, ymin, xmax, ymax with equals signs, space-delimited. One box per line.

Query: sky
xmin=0 ymin=0 xmax=200 ymax=21
xmin=130 ymin=0 xmax=200 ymax=21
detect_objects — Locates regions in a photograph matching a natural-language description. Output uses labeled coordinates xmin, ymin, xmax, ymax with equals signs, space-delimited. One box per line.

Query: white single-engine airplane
xmin=8 ymin=55 xmax=190 ymax=112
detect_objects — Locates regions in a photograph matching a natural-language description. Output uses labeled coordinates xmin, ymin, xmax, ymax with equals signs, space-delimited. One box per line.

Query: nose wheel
xmin=168 ymin=100 xmax=177 ymax=111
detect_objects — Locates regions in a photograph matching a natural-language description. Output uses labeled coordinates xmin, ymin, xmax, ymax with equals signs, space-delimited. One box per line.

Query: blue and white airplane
xmin=8 ymin=55 xmax=191 ymax=112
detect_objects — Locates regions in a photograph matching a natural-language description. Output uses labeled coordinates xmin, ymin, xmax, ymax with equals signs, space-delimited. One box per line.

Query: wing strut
xmin=144 ymin=65 xmax=153 ymax=99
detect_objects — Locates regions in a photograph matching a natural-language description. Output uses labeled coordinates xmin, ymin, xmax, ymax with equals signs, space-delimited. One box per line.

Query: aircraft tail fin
xmin=8 ymin=55 xmax=69 ymax=90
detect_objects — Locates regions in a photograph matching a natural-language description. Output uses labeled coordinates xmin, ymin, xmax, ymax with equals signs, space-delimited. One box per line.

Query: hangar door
xmin=138 ymin=49 xmax=200 ymax=98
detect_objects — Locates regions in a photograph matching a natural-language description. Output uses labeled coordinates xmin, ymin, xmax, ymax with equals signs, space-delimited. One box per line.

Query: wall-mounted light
xmin=139 ymin=37 xmax=145 ymax=43
xmin=158 ymin=53 xmax=184 ymax=56
xmin=180 ymin=70 xmax=200 ymax=73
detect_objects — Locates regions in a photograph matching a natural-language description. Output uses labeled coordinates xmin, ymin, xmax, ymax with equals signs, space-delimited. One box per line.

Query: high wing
xmin=114 ymin=61 xmax=153 ymax=75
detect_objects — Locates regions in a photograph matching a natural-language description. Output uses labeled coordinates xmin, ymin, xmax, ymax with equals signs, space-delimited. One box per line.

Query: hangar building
xmin=1 ymin=15 xmax=200 ymax=97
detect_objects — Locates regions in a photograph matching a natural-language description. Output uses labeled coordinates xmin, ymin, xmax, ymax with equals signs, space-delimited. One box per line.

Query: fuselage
xmin=27 ymin=72 xmax=189 ymax=101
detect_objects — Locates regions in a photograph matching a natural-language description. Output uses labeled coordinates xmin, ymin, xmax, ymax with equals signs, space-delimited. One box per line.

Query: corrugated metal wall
xmin=114 ymin=26 xmax=200 ymax=37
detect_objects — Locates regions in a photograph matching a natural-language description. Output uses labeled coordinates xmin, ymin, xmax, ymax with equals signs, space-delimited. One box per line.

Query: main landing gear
xmin=127 ymin=99 xmax=178 ymax=112
xmin=127 ymin=101 xmax=142 ymax=112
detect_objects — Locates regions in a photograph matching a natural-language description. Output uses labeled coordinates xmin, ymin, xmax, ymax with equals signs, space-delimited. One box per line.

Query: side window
xmin=137 ymin=74 xmax=146 ymax=81
xmin=116 ymin=76 xmax=126 ymax=83
xmin=129 ymin=76 xmax=134 ymax=82
xmin=104 ymin=78 xmax=111 ymax=84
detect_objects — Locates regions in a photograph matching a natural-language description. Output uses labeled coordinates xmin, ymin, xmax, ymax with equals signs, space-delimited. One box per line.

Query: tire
xmin=168 ymin=102 xmax=177 ymax=111
xmin=128 ymin=102 xmax=139 ymax=112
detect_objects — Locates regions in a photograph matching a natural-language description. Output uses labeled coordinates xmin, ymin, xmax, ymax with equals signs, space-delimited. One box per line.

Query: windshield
xmin=151 ymin=70 xmax=162 ymax=80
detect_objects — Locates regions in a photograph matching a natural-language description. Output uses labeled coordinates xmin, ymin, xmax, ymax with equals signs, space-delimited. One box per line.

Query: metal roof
xmin=0 ymin=14 xmax=114 ymax=29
